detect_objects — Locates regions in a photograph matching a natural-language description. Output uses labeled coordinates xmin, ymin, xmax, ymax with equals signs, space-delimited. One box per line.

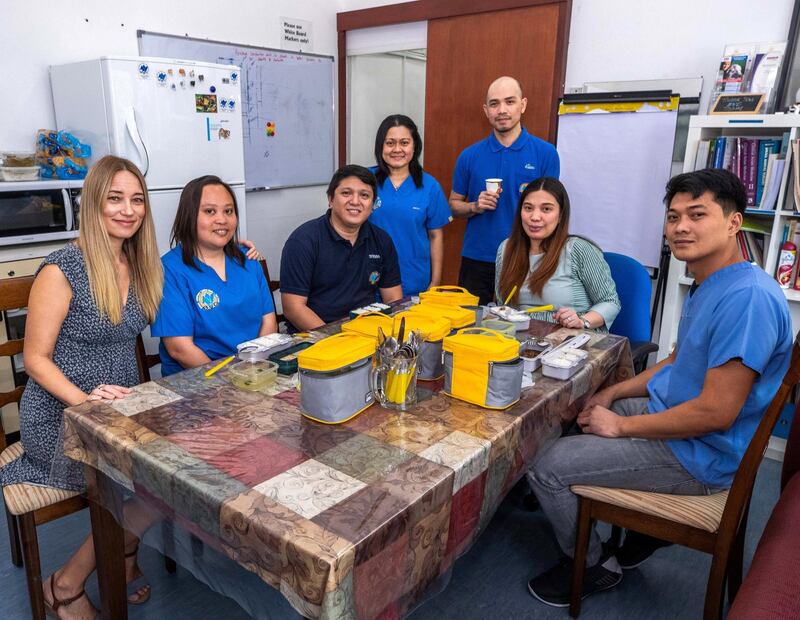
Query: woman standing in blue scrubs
xmin=370 ymin=115 xmax=452 ymax=296
xmin=152 ymin=175 xmax=277 ymax=375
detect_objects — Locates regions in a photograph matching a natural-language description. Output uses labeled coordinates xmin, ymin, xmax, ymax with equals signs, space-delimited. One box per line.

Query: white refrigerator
xmin=50 ymin=56 xmax=248 ymax=253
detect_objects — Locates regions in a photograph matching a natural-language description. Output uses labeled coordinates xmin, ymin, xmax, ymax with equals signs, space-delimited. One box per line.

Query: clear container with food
xmin=0 ymin=152 xmax=37 ymax=167
xmin=481 ymin=318 xmax=517 ymax=339
xmin=227 ymin=359 xmax=278 ymax=391
xmin=489 ymin=305 xmax=531 ymax=331
xmin=0 ymin=166 xmax=40 ymax=181
xmin=520 ymin=338 xmax=553 ymax=372
xmin=540 ymin=348 xmax=588 ymax=380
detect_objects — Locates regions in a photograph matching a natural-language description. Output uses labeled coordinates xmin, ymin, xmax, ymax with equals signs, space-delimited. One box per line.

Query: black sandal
xmin=44 ymin=574 xmax=90 ymax=619
xmin=124 ymin=544 xmax=151 ymax=605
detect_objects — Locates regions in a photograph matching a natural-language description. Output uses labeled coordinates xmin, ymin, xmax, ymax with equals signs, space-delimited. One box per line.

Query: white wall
xmin=2 ymin=0 xmax=795 ymax=274
xmin=565 ymin=0 xmax=794 ymax=111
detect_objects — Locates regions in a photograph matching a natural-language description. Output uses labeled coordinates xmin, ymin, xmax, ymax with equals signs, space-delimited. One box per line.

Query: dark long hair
xmin=373 ymin=114 xmax=423 ymax=188
xmin=498 ymin=177 xmax=571 ymax=304
xmin=171 ymin=175 xmax=245 ymax=270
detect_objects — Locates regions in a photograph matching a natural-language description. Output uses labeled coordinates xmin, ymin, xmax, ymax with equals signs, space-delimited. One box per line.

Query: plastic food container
xmin=0 ymin=166 xmax=40 ymax=181
xmin=489 ymin=305 xmax=531 ymax=331
xmin=268 ymin=341 xmax=313 ymax=375
xmin=520 ymin=339 xmax=553 ymax=373
xmin=227 ymin=359 xmax=278 ymax=391
xmin=540 ymin=348 xmax=588 ymax=380
xmin=0 ymin=152 xmax=36 ymax=167
xmin=481 ymin=319 xmax=517 ymax=339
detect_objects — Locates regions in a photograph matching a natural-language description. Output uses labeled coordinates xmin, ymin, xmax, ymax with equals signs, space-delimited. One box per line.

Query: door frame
xmin=336 ymin=0 xmax=573 ymax=165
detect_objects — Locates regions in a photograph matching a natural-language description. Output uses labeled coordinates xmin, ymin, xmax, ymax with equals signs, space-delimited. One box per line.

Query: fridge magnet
xmin=207 ymin=120 xmax=232 ymax=141
xmin=156 ymin=71 xmax=168 ymax=86
xmin=195 ymin=94 xmax=218 ymax=113
xmin=178 ymin=68 xmax=186 ymax=77
xmin=266 ymin=121 xmax=276 ymax=137
xmin=228 ymin=99 xmax=236 ymax=111
xmin=220 ymin=98 xmax=228 ymax=110
xmin=138 ymin=63 xmax=149 ymax=78
xmin=230 ymin=71 xmax=239 ymax=83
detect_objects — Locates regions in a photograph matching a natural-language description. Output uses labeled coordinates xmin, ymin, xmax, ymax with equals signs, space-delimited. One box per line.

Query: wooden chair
xmin=259 ymin=259 xmax=284 ymax=325
xmin=568 ymin=332 xmax=800 ymax=619
xmin=0 ymin=275 xmax=89 ymax=620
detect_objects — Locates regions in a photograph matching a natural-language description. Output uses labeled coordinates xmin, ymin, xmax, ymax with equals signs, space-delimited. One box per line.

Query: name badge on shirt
xmin=369 ymin=271 xmax=381 ymax=286
xmin=196 ymin=288 xmax=220 ymax=310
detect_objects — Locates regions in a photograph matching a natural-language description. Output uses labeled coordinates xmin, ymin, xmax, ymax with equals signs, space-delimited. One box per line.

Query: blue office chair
xmin=604 ymin=252 xmax=659 ymax=374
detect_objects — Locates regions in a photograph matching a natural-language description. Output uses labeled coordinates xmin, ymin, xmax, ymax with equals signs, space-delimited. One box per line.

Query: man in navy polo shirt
xmin=449 ymin=76 xmax=560 ymax=304
xmin=280 ymin=164 xmax=403 ymax=332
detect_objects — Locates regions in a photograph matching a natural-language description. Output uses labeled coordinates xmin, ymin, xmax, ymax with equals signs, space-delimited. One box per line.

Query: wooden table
xmin=63 ymin=321 xmax=632 ymax=619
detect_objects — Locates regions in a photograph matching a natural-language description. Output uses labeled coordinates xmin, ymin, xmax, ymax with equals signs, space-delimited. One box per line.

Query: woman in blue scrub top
xmin=152 ymin=175 xmax=277 ymax=375
xmin=369 ymin=114 xmax=452 ymax=296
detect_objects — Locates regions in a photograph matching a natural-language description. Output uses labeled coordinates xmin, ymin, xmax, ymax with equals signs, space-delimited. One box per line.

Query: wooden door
xmin=423 ymin=3 xmax=566 ymax=283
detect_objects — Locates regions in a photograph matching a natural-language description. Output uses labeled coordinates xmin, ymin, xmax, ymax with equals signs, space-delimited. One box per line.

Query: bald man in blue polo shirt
xmin=449 ymin=76 xmax=560 ymax=304
xmin=280 ymin=165 xmax=403 ymax=332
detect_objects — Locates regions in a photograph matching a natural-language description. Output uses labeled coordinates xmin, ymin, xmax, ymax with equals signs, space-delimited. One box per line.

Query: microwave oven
xmin=0 ymin=180 xmax=82 ymax=247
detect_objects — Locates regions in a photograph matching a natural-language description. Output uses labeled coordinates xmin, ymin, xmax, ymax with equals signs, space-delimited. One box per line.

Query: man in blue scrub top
xmin=280 ymin=165 xmax=403 ymax=332
xmin=449 ymin=75 xmax=560 ymax=304
xmin=526 ymin=168 xmax=792 ymax=607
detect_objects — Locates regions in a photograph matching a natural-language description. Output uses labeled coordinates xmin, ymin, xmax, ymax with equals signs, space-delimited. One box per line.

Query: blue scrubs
xmin=369 ymin=170 xmax=452 ymax=296
xmin=647 ymin=262 xmax=791 ymax=488
xmin=452 ymin=128 xmax=560 ymax=263
xmin=151 ymin=246 xmax=275 ymax=376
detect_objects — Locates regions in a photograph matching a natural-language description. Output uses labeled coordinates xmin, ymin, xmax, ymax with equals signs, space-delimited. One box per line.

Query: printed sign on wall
xmin=280 ymin=17 xmax=313 ymax=52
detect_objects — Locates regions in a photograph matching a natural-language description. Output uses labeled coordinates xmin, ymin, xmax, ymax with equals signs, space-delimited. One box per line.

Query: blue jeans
xmin=528 ymin=398 xmax=717 ymax=566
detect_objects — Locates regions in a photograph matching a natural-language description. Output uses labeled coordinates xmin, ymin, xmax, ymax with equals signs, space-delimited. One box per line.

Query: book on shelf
xmin=793 ymin=140 xmax=800 ymax=212
xmin=695 ymin=134 xmax=789 ymax=210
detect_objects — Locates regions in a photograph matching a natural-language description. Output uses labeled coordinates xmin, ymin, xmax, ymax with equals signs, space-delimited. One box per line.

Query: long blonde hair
xmin=78 ymin=156 xmax=163 ymax=323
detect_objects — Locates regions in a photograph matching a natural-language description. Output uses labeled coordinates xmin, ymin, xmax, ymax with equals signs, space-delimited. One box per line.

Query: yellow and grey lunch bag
xmin=297 ymin=333 xmax=376 ymax=424
xmin=442 ymin=327 xmax=524 ymax=410
xmin=419 ymin=285 xmax=479 ymax=307
xmin=389 ymin=310 xmax=451 ymax=380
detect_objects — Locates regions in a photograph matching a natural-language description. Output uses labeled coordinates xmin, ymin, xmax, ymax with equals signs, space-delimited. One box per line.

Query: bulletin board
xmin=138 ymin=30 xmax=335 ymax=191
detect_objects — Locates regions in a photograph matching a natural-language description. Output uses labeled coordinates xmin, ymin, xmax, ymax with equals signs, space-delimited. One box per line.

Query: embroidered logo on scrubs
xmin=524 ymin=163 xmax=536 ymax=170
xmin=195 ymin=289 xmax=220 ymax=310
xmin=368 ymin=271 xmax=381 ymax=285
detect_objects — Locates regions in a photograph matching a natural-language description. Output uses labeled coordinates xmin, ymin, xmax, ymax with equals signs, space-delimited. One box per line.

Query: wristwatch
xmin=581 ymin=316 xmax=591 ymax=330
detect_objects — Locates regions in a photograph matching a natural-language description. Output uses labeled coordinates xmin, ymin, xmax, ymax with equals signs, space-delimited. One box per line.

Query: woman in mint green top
xmin=495 ymin=177 xmax=620 ymax=331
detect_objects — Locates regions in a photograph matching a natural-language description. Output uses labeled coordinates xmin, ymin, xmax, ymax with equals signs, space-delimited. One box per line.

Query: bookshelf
xmin=658 ymin=114 xmax=800 ymax=454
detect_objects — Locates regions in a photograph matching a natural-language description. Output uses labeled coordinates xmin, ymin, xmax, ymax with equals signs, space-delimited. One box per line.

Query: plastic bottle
xmin=777 ymin=241 xmax=797 ymax=289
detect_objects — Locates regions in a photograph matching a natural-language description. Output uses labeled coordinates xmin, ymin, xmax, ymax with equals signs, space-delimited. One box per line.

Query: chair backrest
xmin=603 ymin=252 xmax=652 ymax=343
xmin=259 ymin=259 xmax=284 ymax=325
xmin=135 ymin=334 xmax=161 ymax=383
xmin=718 ymin=332 xmax=800 ymax=541
xmin=0 ymin=276 xmax=35 ymax=450
xmin=781 ymin=399 xmax=800 ymax=492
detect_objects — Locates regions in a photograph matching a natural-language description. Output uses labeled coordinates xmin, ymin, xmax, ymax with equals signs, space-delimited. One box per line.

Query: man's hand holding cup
xmin=474 ymin=178 xmax=503 ymax=214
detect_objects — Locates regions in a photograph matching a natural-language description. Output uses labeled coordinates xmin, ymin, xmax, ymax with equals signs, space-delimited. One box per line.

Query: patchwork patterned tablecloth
xmin=63 ymin=324 xmax=632 ymax=619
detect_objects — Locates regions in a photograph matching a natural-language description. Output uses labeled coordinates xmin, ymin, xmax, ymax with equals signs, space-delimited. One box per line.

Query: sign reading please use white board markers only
xmin=280 ymin=17 xmax=313 ymax=52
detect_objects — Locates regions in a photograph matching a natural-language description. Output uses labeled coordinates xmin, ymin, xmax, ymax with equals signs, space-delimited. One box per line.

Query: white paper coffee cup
xmin=485 ymin=178 xmax=503 ymax=193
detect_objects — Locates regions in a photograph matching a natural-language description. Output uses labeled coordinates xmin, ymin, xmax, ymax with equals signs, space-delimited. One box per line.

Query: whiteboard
xmin=138 ymin=30 xmax=334 ymax=191
xmin=557 ymin=108 xmax=678 ymax=268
